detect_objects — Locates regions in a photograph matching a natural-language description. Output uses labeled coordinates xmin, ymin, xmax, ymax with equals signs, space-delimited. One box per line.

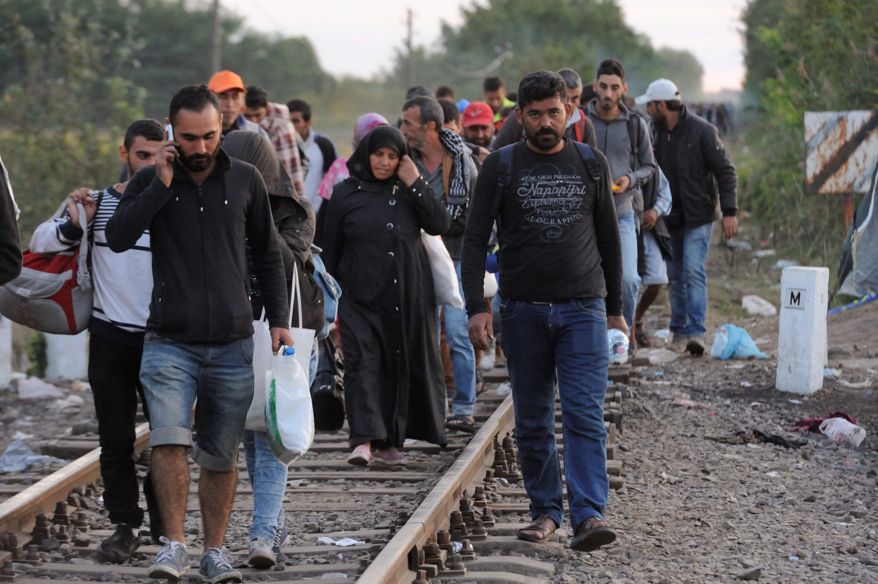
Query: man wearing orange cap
xmin=461 ymin=102 xmax=495 ymax=149
xmin=207 ymin=70 xmax=267 ymax=139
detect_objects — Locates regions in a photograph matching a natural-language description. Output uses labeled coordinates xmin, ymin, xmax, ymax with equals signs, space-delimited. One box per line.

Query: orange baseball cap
xmin=207 ymin=70 xmax=245 ymax=94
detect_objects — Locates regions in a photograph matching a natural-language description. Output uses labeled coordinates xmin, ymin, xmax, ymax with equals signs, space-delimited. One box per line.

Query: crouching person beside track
xmin=462 ymin=71 xmax=625 ymax=552
xmin=107 ymin=85 xmax=293 ymax=584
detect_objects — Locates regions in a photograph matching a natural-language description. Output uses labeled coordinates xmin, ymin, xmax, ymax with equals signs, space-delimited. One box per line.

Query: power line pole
xmin=404 ymin=8 xmax=413 ymax=90
xmin=210 ymin=0 xmax=221 ymax=73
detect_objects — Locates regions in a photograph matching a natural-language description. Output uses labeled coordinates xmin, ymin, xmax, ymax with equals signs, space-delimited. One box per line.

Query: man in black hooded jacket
xmin=637 ymin=78 xmax=737 ymax=356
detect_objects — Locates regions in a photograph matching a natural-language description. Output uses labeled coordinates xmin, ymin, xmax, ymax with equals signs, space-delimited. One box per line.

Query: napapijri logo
xmin=515 ymin=163 xmax=591 ymax=242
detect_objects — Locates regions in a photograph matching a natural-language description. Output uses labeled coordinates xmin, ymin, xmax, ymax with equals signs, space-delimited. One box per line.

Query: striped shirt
xmin=30 ymin=186 xmax=152 ymax=343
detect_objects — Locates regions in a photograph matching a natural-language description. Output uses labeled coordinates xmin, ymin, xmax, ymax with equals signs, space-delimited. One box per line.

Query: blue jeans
xmin=243 ymin=338 xmax=319 ymax=542
xmin=668 ymin=223 xmax=713 ymax=337
xmin=446 ymin=261 xmax=477 ymax=418
xmin=618 ymin=211 xmax=641 ymax=329
xmin=140 ymin=333 xmax=254 ymax=471
xmin=500 ymin=298 xmax=609 ymax=530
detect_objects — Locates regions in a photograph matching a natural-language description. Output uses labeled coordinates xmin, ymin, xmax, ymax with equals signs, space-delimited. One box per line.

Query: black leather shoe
xmin=570 ymin=517 xmax=616 ymax=552
xmin=96 ymin=523 xmax=140 ymax=564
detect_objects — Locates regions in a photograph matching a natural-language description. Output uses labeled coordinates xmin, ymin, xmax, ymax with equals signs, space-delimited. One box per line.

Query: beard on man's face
xmin=180 ymin=143 xmax=219 ymax=172
xmin=527 ymin=126 xmax=563 ymax=150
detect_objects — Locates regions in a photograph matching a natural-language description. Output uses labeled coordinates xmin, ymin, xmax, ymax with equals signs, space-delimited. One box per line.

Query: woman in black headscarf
xmin=322 ymin=125 xmax=450 ymax=465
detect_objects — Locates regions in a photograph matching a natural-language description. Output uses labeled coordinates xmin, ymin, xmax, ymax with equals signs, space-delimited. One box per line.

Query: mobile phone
xmin=165 ymin=123 xmax=174 ymax=142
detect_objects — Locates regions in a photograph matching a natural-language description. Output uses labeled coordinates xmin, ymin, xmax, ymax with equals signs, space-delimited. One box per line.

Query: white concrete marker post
xmin=776 ymin=267 xmax=829 ymax=394
xmin=45 ymin=330 xmax=89 ymax=380
xmin=0 ymin=317 xmax=12 ymax=388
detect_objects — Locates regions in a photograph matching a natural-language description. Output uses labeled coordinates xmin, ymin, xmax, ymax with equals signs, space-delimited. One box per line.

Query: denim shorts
xmin=140 ymin=333 xmax=254 ymax=471
xmin=641 ymin=230 xmax=669 ymax=286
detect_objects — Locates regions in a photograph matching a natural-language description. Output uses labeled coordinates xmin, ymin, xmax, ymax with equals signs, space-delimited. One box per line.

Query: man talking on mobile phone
xmin=107 ymin=84 xmax=292 ymax=584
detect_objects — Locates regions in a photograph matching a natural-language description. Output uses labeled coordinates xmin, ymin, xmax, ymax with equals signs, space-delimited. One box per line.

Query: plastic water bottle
xmin=283 ymin=346 xmax=295 ymax=356
xmin=607 ymin=329 xmax=629 ymax=365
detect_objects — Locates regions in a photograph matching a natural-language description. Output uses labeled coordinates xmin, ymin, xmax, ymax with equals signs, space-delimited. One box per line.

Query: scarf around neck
xmin=438 ymin=128 xmax=469 ymax=220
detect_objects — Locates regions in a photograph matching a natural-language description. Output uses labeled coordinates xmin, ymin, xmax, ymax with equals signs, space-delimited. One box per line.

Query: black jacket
xmin=0 ymin=155 xmax=21 ymax=285
xmin=653 ymin=106 xmax=737 ymax=231
xmin=107 ymin=149 xmax=289 ymax=343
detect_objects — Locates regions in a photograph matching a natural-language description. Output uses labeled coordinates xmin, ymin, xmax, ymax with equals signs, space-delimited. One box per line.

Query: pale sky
xmin=223 ymin=0 xmax=745 ymax=93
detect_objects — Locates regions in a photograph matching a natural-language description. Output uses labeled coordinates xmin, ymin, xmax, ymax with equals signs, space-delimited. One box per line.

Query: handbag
xmin=420 ymin=231 xmax=464 ymax=308
xmin=310 ymin=245 xmax=341 ymax=340
xmin=0 ymin=201 xmax=93 ymax=334
xmin=310 ymin=335 xmax=345 ymax=432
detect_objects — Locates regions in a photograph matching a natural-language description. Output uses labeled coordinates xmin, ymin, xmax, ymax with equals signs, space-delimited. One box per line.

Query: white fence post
xmin=775 ymin=267 xmax=829 ymax=394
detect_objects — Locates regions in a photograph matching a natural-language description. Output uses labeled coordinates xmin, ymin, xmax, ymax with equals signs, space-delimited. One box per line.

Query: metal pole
xmin=210 ymin=0 xmax=221 ymax=73
xmin=405 ymin=9 xmax=413 ymax=90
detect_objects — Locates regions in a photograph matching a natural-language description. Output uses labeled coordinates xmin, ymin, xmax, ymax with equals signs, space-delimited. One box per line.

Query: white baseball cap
xmin=635 ymin=78 xmax=681 ymax=105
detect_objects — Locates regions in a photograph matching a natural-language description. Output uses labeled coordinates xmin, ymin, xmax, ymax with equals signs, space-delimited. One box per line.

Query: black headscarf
xmin=346 ymin=125 xmax=409 ymax=183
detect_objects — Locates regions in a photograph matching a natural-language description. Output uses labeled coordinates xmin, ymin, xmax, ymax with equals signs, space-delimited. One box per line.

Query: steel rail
xmin=0 ymin=422 xmax=150 ymax=536
xmin=358 ymin=394 xmax=514 ymax=584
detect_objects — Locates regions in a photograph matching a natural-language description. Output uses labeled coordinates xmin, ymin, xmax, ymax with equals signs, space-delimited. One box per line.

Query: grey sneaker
xmin=272 ymin=526 xmax=290 ymax=555
xmin=668 ymin=333 xmax=689 ymax=353
xmin=686 ymin=335 xmax=707 ymax=356
xmin=200 ymin=547 xmax=242 ymax=583
xmin=148 ymin=537 xmax=189 ymax=581
xmin=248 ymin=537 xmax=275 ymax=569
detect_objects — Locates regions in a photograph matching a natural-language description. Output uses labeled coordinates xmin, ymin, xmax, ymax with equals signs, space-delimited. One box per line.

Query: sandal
xmin=517 ymin=514 xmax=557 ymax=543
xmin=445 ymin=416 xmax=476 ymax=434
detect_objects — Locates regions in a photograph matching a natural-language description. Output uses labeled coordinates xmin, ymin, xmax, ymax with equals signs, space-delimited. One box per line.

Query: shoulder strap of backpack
xmin=627 ymin=114 xmax=640 ymax=168
xmin=492 ymin=143 xmax=516 ymax=219
xmin=572 ymin=142 xmax=602 ymax=190
xmin=87 ymin=188 xmax=105 ymax=245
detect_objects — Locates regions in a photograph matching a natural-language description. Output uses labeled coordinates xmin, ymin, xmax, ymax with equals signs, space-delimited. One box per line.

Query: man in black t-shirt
xmin=462 ymin=71 xmax=625 ymax=553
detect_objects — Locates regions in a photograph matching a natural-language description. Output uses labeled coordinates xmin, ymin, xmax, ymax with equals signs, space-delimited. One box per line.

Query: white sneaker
xmin=248 ymin=537 xmax=275 ymax=569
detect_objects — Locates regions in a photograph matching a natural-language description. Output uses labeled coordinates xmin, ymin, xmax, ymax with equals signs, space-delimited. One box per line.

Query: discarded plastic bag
xmin=316 ymin=536 xmax=365 ymax=547
xmin=0 ymin=439 xmax=65 ymax=472
xmin=266 ymin=346 xmax=315 ymax=464
xmin=710 ymin=324 xmax=767 ymax=360
xmin=819 ymin=417 xmax=867 ymax=448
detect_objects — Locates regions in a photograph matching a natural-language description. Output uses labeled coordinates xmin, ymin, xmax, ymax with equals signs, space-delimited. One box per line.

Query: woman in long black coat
xmin=321 ymin=125 xmax=450 ymax=465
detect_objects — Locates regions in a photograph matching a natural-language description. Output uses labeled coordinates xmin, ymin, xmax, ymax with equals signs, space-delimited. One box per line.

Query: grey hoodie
xmin=586 ymin=100 xmax=656 ymax=218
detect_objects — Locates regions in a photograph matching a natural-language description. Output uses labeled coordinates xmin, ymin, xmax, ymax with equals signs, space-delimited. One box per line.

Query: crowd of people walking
xmin=0 ymin=59 xmax=737 ymax=582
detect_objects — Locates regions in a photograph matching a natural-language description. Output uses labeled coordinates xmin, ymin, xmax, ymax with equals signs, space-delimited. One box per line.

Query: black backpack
xmin=310 ymin=336 xmax=345 ymax=432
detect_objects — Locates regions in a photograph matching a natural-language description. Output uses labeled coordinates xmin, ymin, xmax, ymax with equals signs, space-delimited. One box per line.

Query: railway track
xmin=0 ymin=366 xmax=629 ymax=583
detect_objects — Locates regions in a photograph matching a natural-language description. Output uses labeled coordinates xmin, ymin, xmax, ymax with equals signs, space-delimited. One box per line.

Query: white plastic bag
xmin=483 ymin=272 xmax=498 ymax=298
xmin=819 ymin=417 xmax=867 ymax=448
xmin=265 ymin=346 xmax=314 ymax=463
xmin=245 ymin=314 xmax=273 ymax=431
xmin=421 ymin=231 xmax=464 ymax=308
xmin=246 ymin=262 xmax=315 ymax=432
